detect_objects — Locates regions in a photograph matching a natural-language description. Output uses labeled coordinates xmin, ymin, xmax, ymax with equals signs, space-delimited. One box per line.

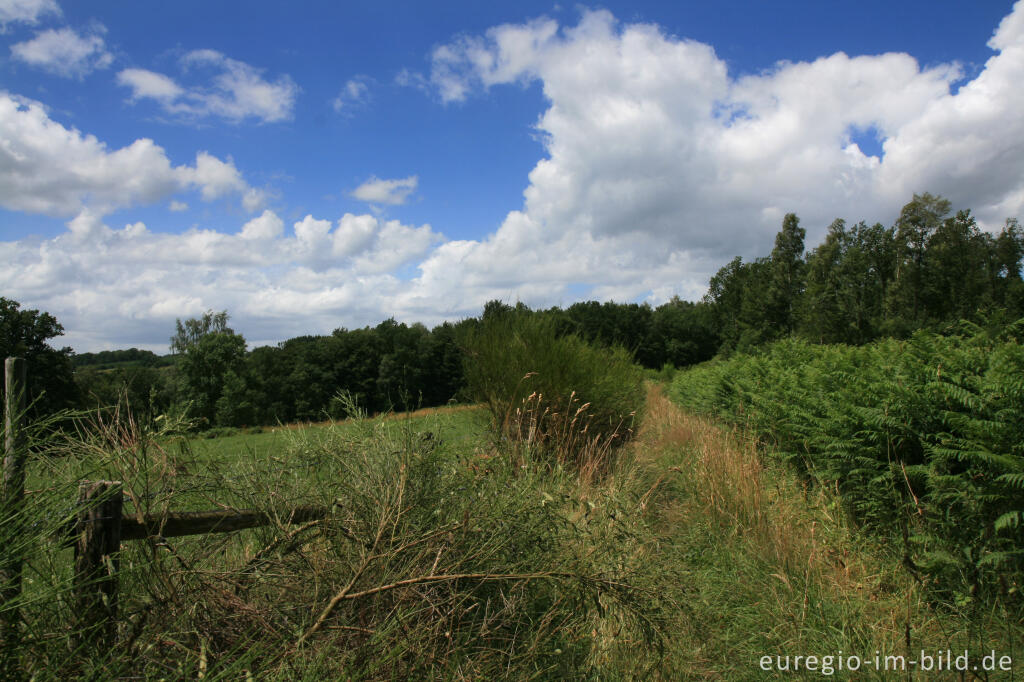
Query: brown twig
xmin=294 ymin=471 xmax=400 ymax=648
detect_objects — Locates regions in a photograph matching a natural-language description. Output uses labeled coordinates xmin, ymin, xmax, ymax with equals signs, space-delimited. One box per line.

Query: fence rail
xmin=58 ymin=502 xmax=334 ymax=545
xmin=67 ymin=480 xmax=334 ymax=651
xmin=120 ymin=504 xmax=333 ymax=539
xmin=1 ymin=357 xmax=334 ymax=674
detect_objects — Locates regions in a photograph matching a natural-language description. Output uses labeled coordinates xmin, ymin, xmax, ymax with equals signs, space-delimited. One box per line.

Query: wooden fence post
xmin=72 ymin=480 xmax=123 ymax=651
xmin=1 ymin=357 xmax=27 ymax=677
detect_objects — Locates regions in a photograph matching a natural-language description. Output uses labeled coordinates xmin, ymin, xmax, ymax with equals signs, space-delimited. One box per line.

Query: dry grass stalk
xmin=637 ymin=383 xmax=892 ymax=599
xmin=502 ymin=378 xmax=634 ymax=483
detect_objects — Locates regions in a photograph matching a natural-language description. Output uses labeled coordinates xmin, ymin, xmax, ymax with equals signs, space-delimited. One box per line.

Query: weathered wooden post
xmin=71 ymin=480 xmax=123 ymax=651
xmin=1 ymin=357 xmax=27 ymax=676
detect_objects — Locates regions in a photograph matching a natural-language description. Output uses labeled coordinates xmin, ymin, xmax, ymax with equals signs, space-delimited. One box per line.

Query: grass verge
xmin=638 ymin=383 xmax=1021 ymax=679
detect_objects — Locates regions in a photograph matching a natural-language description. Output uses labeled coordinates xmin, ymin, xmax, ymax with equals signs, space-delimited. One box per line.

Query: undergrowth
xmin=669 ymin=322 xmax=1024 ymax=625
xmin=2 ymin=394 xmax=667 ymax=679
xmin=460 ymin=309 xmax=644 ymax=480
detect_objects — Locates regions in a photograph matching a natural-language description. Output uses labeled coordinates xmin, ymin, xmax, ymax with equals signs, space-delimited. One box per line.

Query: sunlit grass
xmin=6 ymin=375 xmax=1020 ymax=678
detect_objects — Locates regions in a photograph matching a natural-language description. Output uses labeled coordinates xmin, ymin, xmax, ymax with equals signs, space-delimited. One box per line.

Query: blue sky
xmin=0 ymin=0 xmax=1022 ymax=351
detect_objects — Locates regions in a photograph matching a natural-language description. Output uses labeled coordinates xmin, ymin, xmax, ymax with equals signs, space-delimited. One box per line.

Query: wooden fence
xmin=0 ymin=357 xmax=333 ymax=676
xmin=2 ymin=357 xmax=27 ymax=679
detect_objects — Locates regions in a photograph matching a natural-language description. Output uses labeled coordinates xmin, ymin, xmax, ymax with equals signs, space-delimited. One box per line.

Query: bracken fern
xmin=670 ymin=322 xmax=1024 ymax=613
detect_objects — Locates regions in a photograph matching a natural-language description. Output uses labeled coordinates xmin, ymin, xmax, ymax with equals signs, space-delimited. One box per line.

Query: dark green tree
xmin=650 ymin=297 xmax=719 ymax=367
xmin=848 ymin=221 xmax=896 ymax=340
xmin=245 ymin=345 xmax=293 ymax=424
xmin=704 ymin=256 xmax=748 ymax=351
xmin=887 ymin=193 xmax=952 ymax=331
xmin=993 ymin=218 xmax=1024 ymax=313
xmin=0 ymin=297 xmax=78 ymax=417
xmin=418 ymin=322 xmax=466 ymax=405
xmin=799 ymin=219 xmax=847 ymax=343
xmin=215 ymin=369 xmax=256 ymax=427
xmin=76 ymin=365 xmax=174 ymax=422
xmin=171 ymin=311 xmax=247 ymax=427
xmin=767 ymin=213 xmax=806 ymax=335
xmin=923 ymin=209 xmax=992 ymax=321
xmin=170 ymin=310 xmax=232 ymax=354
xmin=374 ymin=319 xmax=429 ymax=411
xmin=332 ymin=327 xmax=386 ymax=413
xmin=735 ymin=257 xmax=775 ymax=350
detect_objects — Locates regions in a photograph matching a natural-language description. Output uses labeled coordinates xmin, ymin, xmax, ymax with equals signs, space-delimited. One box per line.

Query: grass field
xmin=184 ymin=404 xmax=490 ymax=470
xmin=9 ymin=399 xmax=663 ymax=678
xmin=5 ymin=385 xmax=1021 ymax=679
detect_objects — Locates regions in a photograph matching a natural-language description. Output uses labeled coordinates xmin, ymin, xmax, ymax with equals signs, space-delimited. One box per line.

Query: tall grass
xmin=635 ymin=384 xmax=1022 ymax=678
xmin=669 ymin=322 xmax=1024 ymax=617
xmin=461 ymin=310 xmax=644 ymax=480
xmin=2 ymin=394 xmax=666 ymax=679
xmin=8 ymin=354 xmax=1021 ymax=677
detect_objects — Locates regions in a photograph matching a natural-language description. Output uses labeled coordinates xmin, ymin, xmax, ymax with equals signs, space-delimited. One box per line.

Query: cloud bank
xmin=4 ymin=3 xmax=1024 ymax=350
xmin=0 ymin=210 xmax=441 ymax=351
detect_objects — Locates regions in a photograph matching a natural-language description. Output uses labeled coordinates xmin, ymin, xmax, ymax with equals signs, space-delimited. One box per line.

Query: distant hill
xmin=72 ymin=348 xmax=178 ymax=370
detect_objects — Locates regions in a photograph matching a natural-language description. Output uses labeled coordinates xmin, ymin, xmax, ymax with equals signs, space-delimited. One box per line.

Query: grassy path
xmin=635 ymin=384 xmax=1015 ymax=679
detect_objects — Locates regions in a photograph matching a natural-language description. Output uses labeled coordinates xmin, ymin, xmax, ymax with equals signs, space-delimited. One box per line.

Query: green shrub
xmin=202 ymin=425 xmax=240 ymax=439
xmin=670 ymin=322 xmax=1024 ymax=610
xmin=461 ymin=309 xmax=644 ymax=479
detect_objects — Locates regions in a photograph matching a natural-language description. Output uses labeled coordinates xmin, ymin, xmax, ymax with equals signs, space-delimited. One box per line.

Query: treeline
xmin=707 ymin=193 xmax=1024 ymax=351
xmin=76 ymin=315 xmax=466 ymax=429
xmin=6 ymin=192 xmax=1022 ymax=430
xmin=498 ymin=298 xmax=719 ymax=370
xmin=485 ymin=193 xmax=1024 ymax=365
xmin=72 ymin=299 xmax=720 ymax=431
xmin=73 ymin=348 xmax=177 ymax=370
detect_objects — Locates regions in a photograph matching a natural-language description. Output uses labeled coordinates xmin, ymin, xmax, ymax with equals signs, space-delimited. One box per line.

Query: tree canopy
xmin=0 ymin=297 xmax=78 ymax=417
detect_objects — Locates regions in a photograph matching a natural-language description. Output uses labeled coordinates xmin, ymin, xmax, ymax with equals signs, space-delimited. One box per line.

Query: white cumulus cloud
xmin=116 ymin=50 xmax=299 ymax=124
xmin=0 ymin=0 xmax=58 ymax=31
xmin=10 ymin=25 xmax=112 ymax=78
xmin=395 ymin=4 xmax=1024 ymax=315
xmin=117 ymin=68 xmax=183 ymax=101
xmin=240 ymin=209 xmax=283 ymax=240
xmin=0 ymin=92 xmax=264 ymax=217
xmin=351 ymin=175 xmax=418 ymax=205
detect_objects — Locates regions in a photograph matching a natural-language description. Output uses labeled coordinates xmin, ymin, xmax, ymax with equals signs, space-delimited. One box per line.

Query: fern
xmin=670 ymin=321 xmax=1024 ymax=607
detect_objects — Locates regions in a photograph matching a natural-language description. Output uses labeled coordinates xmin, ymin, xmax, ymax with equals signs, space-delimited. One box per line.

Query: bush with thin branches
xmin=461 ymin=310 xmax=644 ymax=480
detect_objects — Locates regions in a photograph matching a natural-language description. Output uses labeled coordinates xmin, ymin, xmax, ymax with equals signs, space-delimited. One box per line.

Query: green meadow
xmin=4 ymin=312 xmax=1022 ymax=680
